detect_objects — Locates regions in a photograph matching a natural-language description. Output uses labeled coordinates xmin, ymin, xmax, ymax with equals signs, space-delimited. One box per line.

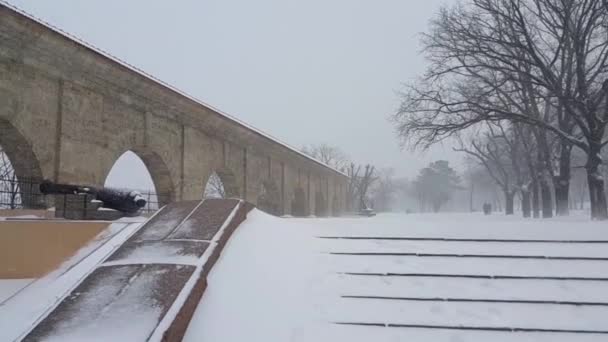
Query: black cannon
xmin=40 ymin=181 xmax=146 ymax=215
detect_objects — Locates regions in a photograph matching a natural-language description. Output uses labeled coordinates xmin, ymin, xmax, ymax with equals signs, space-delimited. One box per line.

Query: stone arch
xmin=257 ymin=180 xmax=280 ymax=216
xmin=314 ymin=190 xmax=327 ymax=217
xmin=104 ymin=149 xmax=175 ymax=206
xmin=204 ymin=168 xmax=239 ymax=199
xmin=291 ymin=187 xmax=307 ymax=217
xmin=0 ymin=119 xmax=45 ymax=208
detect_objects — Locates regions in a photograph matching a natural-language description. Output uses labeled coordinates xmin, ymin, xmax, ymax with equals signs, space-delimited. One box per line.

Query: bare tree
xmin=345 ymin=163 xmax=361 ymax=212
xmin=463 ymin=158 xmax=503 ymax=213
xmin=453 ymin=121 xmax=552 ymax=217
xmin=456 ymin=131 xmax=518 ymax=215
xmin=512 ymin=123 xmax=544 ymax=218
xmin=301 ymin=144 xmax=379 ymax=212
xmin=357 ymin=164 xmax=377 ymax=211
xmin=301 ymin=144 xmax=349 ymax=171
xmin=342 ymin=162 xmax=377 ymax=212
xmin=394 ymin=0 xmax=608 ymax=219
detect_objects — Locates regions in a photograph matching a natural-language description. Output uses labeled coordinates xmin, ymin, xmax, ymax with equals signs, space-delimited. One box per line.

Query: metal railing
xmin=0 ymin=176 xmax=44 ymax=209
xmin=0 ymin=176 xmax=169 ymax=214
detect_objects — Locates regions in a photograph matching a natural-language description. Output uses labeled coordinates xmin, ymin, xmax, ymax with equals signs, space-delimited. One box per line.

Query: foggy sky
xmin=8 ymin=0 xmax=458 ymax=190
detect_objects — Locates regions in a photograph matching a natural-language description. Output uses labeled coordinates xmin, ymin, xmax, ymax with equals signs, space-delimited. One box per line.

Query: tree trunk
xmin=534 ymin=129 xmax=553 ymax=218
xmin=493 ymin=188 xmax=503 ymax=212
xmin=554 ymin=182 xmax=569 ymax=216
xmin=521 ymin=189 xmax=531 ymax=218
xmin=553 ymin=143 xmax=572 ymax=216
xmin=505 ymin=190 xmax=514 ymax=215
xmin=587 ymin=172 xmax=607 ymax=219
xmin=469 ymin=183 xmax=474 ymax=212
xmin=532 ymin=180 xmax=540 ymax=218
xmin=540 ymin=179 xmax=553 ymax=218
xmin=587 ymin=148 xmax=608 ymax=220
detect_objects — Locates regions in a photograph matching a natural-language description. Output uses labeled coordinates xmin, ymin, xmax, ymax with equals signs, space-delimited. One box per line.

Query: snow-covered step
xmin=329 ymin=297 xmax=608 ymax=332
xmin=302 ymin=323 xmax=608 ymax=342
xmin=309 ymin=214 xmax=608 ymax=241
xmin=319 ymin=239 xmax=608 ymax=258
xmin=330 ymin=274 xmax=608 ymax=303
xmin=183 ymin=212 xmax=608 ymax=341
xmin=330 ymin=254 xmax=608 ymax=278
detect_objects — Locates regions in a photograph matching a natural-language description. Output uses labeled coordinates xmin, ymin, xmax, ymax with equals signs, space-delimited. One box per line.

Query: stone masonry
xmin=0 ymin=4 xmax=348 ymax=216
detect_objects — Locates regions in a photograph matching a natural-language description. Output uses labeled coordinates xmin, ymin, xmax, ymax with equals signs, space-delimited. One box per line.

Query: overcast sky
xmin=8 ymin=0 xmax=458 ymax=190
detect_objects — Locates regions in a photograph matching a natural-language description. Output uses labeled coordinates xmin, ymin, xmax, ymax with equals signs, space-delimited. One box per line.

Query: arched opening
xmin=0 ymin=151 xmax=20 ymax=209
xmin=315 ymin=191 xmax=327 ymax=217
xmin=291 ymin=187 xmax=307 ymax=217
xmin=203 ymin=171 xmax=225 ymax=198
xmin=204 ymin=168 xmax=239 ymax=199
xmin=104 ymin=150 xmax=174 ymax=210
xmin=257 ymin=180 xmax=280 ymax=215
xmin=0 ymin=119 xmax=45 ymax=209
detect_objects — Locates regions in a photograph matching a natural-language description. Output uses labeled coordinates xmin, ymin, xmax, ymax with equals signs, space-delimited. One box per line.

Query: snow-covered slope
xmin=185 ymin=211 xmax=608 ymax=342
xmin=0 ymin=221 xmax=143 ymax=342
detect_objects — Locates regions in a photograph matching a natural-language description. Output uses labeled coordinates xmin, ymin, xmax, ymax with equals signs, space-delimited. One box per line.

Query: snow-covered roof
xmin=0 ymin=1 xmax=347 ymax=177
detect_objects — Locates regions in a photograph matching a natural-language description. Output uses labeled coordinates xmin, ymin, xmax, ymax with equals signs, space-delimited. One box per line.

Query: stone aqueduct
xmin=0 ymin=4 xmax=348 ymax=216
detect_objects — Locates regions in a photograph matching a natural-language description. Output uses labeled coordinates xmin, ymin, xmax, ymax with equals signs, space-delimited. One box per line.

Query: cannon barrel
xmin=39 ymin=181 xmax=94 ymax=195
xmin=95 ymin=188 xmax=147 ymax=214
xmin=40 ymin=181 xmax=146 ymax=214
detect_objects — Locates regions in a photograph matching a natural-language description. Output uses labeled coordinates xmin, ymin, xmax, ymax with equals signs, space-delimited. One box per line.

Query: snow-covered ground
xmin=184 ymin=211 xmax=608 ymax=342
xmin=0 ymin=279 xmax=33 ymax=303
xmin=0 ymin=220 xmax=144 ymax=342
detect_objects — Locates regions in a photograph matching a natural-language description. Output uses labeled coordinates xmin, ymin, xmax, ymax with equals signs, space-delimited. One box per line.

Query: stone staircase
xmin=23 ymin=199 xmax=253 ymax=342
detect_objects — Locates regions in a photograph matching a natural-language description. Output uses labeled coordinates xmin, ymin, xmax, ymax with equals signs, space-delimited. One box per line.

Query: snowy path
xmin=184 ymin=211 xmax=608 ymax=342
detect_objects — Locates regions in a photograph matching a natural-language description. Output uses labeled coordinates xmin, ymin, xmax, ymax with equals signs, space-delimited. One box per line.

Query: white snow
xmin=0 ymin=279 xmax=33 ymax=303
xmin=183 ymin=211 xmax=608 ymax=342
xmin=0 ymin=215 xmax=45 ymax=220
xmin=42 ymin=266 xmax=166 ymax=342
xmin=135 ymin=202 xmax=202 ymax=241
xmin=148 ymin=200 xmax=242 ymax=341
xmin=0 ymin=221 xmax=143 ymax=342
xmin=101 ymin=241 xmax=202 ymax=267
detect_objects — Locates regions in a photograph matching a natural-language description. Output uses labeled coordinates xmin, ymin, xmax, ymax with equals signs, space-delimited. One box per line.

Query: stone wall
xmin=0 ymin=4 xmax=347 ymax=216
xmin=0 ymin=220 xmax=108 ymax=278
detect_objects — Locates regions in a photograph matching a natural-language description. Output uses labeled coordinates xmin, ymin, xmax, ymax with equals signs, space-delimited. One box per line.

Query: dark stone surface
xmin=24 ymin=199 xmax=253 ymax=342
xmin=24 ymin=264 xmax=195 ymax=341
xmin=129 ymin=201 xmax=200 ymax=242
xmin=169 ymin=199 xmax=240 ymax=240
xmin=108 ymin=240 xmax=210 ymax=263
xmin=162 ymin=200 xmax=253 ymax=342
